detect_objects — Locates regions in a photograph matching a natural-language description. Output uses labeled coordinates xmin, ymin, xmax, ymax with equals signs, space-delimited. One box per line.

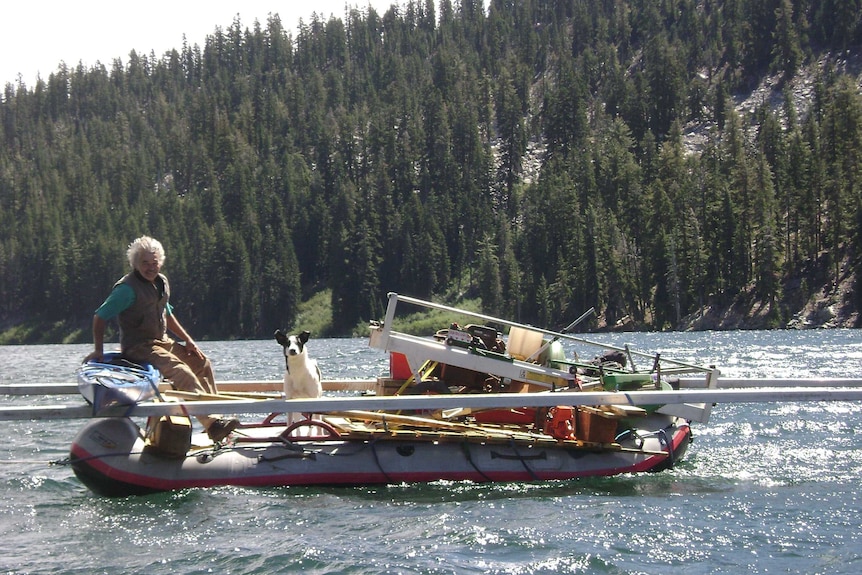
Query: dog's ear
xmin=274 ymin=330 xmax=289 ymax=346
xmin=299 ymin=330 xmax=311 ymax=344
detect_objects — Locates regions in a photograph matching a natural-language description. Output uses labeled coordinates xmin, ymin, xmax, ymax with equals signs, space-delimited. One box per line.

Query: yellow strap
xmin=393 ymin=360 xmax=438 ymax=395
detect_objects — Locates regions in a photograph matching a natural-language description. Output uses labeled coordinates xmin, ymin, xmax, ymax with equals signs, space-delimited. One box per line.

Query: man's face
xmin=137 ymin=251 xmax=161 ymax=282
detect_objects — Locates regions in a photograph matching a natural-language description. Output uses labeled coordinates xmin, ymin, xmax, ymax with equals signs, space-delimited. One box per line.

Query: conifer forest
xmin=1 ymin=1 xmax=862 ymax=341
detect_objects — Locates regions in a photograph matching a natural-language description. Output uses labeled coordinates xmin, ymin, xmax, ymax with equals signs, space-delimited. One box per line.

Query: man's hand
xmin=84 ymin=349 xmax=103 ymax=363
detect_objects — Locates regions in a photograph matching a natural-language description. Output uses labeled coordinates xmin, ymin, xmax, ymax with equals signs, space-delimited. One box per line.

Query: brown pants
xmin=125 ymin=339 xmax=220 ymax=428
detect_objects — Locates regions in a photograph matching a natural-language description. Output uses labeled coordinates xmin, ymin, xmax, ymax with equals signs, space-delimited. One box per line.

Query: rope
xmin=657 ymin=427 xmax=675 ymax=468
xmin=615 ymin=426 xmax=677 ymax=467
xmin=507 ymin=438 xmax=541 ymax=481
xmin=368 ymin=438 xmax=395 ymax=483
xmin=615 ymin=428 xmax=645 ymax=449
xmin=460 ymin=442 xmax=494 ymax=482
xmin=57 ymin=450 xmax=160 ymax=466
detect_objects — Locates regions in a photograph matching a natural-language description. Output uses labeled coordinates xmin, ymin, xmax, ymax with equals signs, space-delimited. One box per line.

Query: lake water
xmin=1 ymin=330 xmax=861 ymax=574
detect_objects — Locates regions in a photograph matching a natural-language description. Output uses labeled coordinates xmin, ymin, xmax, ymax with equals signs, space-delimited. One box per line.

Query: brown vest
xmin=117 ymin=271 xmax=170 ymax=351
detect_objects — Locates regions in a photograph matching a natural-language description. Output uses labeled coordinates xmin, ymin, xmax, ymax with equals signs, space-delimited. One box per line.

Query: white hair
xmin=126 ymin=236 xmax=166 ymax=269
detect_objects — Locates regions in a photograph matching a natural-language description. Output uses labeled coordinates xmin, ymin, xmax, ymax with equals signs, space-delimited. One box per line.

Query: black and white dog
xmin=274 ymin=330 xmax=323 ymax=401
xmin=274 ymin=329 xmax=323 ymax=430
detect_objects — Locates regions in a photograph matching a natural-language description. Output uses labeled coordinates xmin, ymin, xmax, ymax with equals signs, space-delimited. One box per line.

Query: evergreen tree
xmin=2 ymin=1 xmax=862 ymax=340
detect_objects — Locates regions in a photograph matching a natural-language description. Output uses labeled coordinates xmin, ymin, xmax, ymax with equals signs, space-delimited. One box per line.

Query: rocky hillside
xmin=673 ymin=51 xmax=862 ymax=331
xmin=678 ymin=253 xmax=858 ymax=330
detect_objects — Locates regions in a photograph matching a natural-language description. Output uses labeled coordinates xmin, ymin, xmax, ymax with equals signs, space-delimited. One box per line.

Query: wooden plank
xmin=217 ymin=380 xmax=376 ymax=392
xmin=324 ymin=415 xmax=653 ymax=451
xmin=606 ymin=404 xmax=648 ymax=418
xmin=331 ymin=409 xmax=549 ymax=441
xmin=161 ymin=390 xmax=275 ymax=401
xmin=344 ymin=424 xmax=539 ymax=444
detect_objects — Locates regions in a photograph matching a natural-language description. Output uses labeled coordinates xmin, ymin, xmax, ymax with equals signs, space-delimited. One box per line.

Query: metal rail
xmin=387 ymin=293 xmax=710 ymax=372
xmin=0 ymin=379 xmax=376 ymax=396
xmin=3 ymin=387 xmax=862 ymax=421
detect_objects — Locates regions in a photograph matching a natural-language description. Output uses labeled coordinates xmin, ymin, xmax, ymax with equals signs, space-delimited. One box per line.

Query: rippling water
xmin=1 ymin=330 xmax=861 ymax=574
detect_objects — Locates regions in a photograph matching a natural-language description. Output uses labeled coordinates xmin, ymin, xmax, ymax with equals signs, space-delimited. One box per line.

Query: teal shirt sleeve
xmin=94 ymin=284 xmax=135 ymax=320
xmin=95 ymin=284 xmax=174 ymax=319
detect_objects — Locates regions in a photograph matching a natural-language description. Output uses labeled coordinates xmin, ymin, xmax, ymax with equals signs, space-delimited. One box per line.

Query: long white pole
xmin=0 ymin=379 xmax=376 ymax=396
xmin=4 ymin=387 xmax=862 ymax=421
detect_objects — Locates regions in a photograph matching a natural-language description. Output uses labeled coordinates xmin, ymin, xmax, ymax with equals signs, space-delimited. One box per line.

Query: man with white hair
xmin=85 ymin=235 xmax=239 ymax=442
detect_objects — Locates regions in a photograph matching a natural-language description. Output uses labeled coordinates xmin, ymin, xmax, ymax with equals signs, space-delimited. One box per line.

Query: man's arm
xmin=84 ymin=283 xmax=134 ymax=362
xmin=84 ymin=315 xmax=107 ymax=362
xmin=167 ymin=314 xmax=205 ymax=359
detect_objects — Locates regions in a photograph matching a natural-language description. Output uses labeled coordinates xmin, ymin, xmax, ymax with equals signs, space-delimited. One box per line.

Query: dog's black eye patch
xmin=283 ymin=335 xmax=304 ymax=354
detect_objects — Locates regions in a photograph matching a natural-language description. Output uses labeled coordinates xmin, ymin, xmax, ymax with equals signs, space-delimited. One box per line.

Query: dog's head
xmin=274 ymin=330 xmax=311 ymax=365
